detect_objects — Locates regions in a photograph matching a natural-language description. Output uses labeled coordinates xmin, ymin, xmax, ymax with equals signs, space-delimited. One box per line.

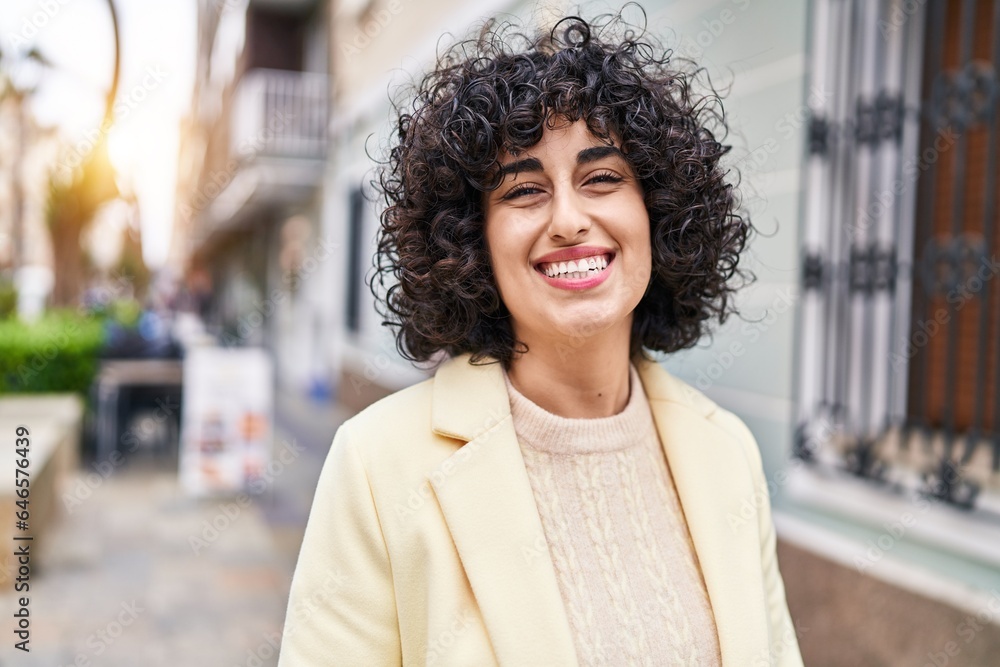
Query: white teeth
xmin=539 ymin=254 xmax=611 ymax=278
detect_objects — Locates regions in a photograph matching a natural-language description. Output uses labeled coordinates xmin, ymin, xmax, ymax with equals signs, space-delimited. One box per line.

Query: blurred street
xmin=0 ymin=389 xmax=350 ymax=667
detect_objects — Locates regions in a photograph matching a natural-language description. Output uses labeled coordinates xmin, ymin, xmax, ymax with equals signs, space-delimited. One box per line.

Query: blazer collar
xmin=430 ymin=352 xmax=715 ymax=440
xmin=430 ymin=353 xmax=513 ymax=441
xmin=428 ymin=353 xmax=768 ymax=665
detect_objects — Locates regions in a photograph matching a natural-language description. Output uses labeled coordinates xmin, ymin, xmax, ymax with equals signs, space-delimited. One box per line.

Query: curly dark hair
xmin=372 ymin=9 xmax=752 ymax=368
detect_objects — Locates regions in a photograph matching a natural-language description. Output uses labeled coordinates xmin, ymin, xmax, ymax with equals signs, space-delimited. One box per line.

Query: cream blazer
xmin=277 ymin=353 xmax=804 ymax=666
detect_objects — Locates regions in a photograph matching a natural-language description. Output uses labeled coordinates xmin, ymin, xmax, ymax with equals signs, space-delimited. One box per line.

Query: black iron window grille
xmin=796 ymin=0 xmax=1000 ymax=512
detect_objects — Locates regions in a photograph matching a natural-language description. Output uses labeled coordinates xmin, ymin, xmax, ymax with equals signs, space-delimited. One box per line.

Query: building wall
xmin=623 ymin=0 xmax=810 ymax=495
xmin=323 ymin=0 xmax=809 ymax=481
xmin=176 ymin=0 xmax=333 ymax=394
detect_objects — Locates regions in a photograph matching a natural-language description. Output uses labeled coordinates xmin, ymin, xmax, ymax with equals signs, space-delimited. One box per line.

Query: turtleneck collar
xmin=502 ymin=362 xmax=657 ymax=454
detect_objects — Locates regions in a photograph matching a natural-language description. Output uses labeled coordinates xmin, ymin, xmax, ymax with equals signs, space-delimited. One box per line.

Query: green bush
xmin=88 ymin=298 xmax=141 ymax=328
xmin=0 ymin=311 xmax=105 ymax=395
xmin=109 ymin=298 xmax=142 ymax=328
xmin=0 ymin=282 xmax=16 ymax=320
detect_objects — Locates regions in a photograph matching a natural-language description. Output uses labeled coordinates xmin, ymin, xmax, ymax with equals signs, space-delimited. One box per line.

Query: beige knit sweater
xmin=503 ymin=364 xmax=723 ymax=667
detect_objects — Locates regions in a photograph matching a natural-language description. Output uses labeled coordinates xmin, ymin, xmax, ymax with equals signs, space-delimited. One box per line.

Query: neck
xmin=506 ymin=319 xmax=633 ymax=418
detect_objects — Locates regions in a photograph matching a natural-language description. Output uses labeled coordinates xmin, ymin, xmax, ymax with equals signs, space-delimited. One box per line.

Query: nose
xmin=546 ymin=185 xmax=591 ymax=241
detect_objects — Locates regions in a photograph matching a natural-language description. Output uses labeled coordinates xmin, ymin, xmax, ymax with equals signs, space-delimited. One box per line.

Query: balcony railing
xmin=230 ymin=68 xmax=328 ymax=161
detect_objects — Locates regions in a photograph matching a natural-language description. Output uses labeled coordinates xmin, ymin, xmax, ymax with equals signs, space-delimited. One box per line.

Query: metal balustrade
xmin=230 ymin=67 xmax=328 ymax=161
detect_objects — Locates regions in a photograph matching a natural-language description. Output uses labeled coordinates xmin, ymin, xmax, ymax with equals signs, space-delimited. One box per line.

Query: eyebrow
xmin=497 ymin=145 xmax=625 ymax=177
xmin=576 ymin=145 xmax=624 ymax=164
xmin=499 ymin=157 xmax=543 ymax=177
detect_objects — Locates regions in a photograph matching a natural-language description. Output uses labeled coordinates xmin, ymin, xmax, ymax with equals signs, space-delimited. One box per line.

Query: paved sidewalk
xmin=0 ymin=464 xmax=288 ymax=667
xmin=779 ymin=540 xmax=1000 ymax=666
xmin=267 ymin=390 xmax=353 ymax=569
xmin=0 ymin=389 xmax=350 ymax=667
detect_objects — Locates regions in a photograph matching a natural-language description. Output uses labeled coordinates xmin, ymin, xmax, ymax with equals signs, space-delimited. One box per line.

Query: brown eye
xmin=502 ymin=184 xmax=544 ymax=200
xmin=585 ymin=171 xmax=624 ymax=186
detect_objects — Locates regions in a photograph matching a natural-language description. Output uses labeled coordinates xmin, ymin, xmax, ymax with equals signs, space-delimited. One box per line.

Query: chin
xmin=549 ymin=309 xmax=622 ymax=343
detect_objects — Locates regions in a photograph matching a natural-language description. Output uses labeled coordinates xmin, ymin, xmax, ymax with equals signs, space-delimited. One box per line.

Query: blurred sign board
xmin=179 ymin=347 xmax=273 ymax=496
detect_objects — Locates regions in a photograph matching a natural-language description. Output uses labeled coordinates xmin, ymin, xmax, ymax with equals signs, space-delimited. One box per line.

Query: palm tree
xmin=0 ymin=45 xmax=51 ymax=275
xmin=47 ymin=0 xmax=123 ymax=306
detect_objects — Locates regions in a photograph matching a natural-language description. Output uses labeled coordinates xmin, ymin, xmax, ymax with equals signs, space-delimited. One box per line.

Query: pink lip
xmin=533 ymin=245 xmax=615 ymax=265
xmin=535 ymin=254 xmax=615 ymax=291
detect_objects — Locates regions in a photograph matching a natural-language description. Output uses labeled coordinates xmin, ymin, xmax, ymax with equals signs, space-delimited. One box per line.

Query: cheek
xmin=630 ymin=215 xmax=654 ymax=290
xmin=483 ymin=218 xmax=504 ymax=269
xmin=641 ymin=230 xmax=653 ymax=269
xmin=483 ymin=219 xmax=523 ymax=295
xmin=627 ymin=210 xmax=653 ymax=258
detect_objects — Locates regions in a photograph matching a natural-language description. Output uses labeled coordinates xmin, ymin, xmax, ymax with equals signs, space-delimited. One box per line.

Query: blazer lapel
xmin=428 ymin=354 xmax=579 ymax=665
xmin=637 ymin=359 xmax=770 ymax=664
xmin=428 ymin=353 xmax=769 ymax=666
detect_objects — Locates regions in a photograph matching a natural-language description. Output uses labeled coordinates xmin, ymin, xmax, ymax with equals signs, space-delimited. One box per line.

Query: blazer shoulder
xmin=343 ymin=375 xmax=435 ymax=438
xmin=706 ymin=402 xmax=766 ymax=481
xmin=706 ymin=403 xmax=757 ymax=447
xmin=335 ymin=373 xmax=458 ymax=480
xmin=639 ymin=357 xmax=720 ymax=418
xmin=647 ymin=363 xmax=761 ymax=468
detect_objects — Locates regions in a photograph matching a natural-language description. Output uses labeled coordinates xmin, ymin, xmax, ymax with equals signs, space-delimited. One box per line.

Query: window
xmin=796 ymin=0 xmax=1000 ymax=510
xmin=345 ymin=186 xmax=365 ymax=334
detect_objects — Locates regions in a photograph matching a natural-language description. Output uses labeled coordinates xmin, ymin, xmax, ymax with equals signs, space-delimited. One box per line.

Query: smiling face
xmin=483 ymin=119 xmax=652 ymax=352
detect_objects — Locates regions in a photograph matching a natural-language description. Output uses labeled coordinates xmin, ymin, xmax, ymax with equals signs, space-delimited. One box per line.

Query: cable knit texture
xmin=503 ymin=364 xmax=722 ymax=667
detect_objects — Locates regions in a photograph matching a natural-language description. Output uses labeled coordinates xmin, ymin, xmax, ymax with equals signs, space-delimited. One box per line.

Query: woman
xmin=278 ymin=13 xmax=804 ymax=667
